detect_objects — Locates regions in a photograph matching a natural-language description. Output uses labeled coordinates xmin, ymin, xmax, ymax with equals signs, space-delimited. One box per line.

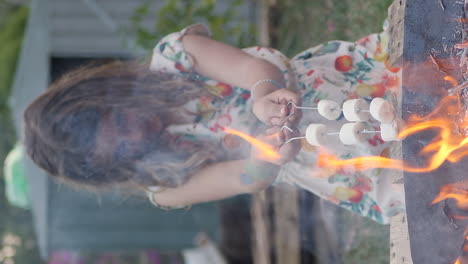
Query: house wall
xmin=49 ymin=0 xmax=256 ymax=57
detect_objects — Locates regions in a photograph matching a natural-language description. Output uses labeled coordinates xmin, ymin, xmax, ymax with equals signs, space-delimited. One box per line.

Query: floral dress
xmin=149 ymin=23 xmax=405 ymax=224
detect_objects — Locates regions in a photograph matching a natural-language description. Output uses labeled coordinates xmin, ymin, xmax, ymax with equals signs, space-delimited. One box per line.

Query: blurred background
xmin=0 ymin=0 xmax=393 ymax=263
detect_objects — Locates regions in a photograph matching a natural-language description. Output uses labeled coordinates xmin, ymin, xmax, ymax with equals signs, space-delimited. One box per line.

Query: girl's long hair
xmin=23 ymin=60 xmax=219 ymax=191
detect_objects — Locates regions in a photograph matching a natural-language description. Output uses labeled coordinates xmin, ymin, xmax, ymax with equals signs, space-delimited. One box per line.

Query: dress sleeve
xmin=149 ymin=24 xmax=212 ymax=74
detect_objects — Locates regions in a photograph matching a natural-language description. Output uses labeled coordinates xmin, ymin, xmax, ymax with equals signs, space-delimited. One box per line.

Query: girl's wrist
xmin=250 ymin=79 xmax=286 ymax=101
xmin=252 ymin=85 xmax=277 ymax=101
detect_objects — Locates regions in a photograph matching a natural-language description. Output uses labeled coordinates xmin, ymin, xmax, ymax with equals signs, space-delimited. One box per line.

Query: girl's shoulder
xmin=149 ymin=24 xmax=293 ymax=77
xmin=149 ymin=24 xmax=212 ymax=74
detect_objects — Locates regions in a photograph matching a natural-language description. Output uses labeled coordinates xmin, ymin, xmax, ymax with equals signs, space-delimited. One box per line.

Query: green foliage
xmin=127 ymin=0 xmax=256 ymax=52
xmin=272 ymin=0 xmax=393 ymax=57
xmin=344 ymin=216 xmax=390 ymax=264
xmin=0 ymin=6 xmax=29 ymax=111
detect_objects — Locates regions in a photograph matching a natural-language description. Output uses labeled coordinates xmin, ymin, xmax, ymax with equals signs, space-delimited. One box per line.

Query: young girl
xmin=23 ymin=23 xmax=404 ymax=224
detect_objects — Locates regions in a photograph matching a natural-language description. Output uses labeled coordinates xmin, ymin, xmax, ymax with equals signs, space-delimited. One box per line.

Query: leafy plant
xmin=127 ymin=0 xmax=256 ymax=52
xmin=0 ymin=6 xmax=29 ymax=111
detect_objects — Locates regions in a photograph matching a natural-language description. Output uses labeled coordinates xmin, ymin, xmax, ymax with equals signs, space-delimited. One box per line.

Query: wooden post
xmin=388 ymin=0 xmax=406 ymax=67
xmin=253 ymin=1 xmax=301 ymax=263
xmin=251 ymin=191 xmax=272 ymax=264
xmin=257 ymin=0 xmax=271 ymax=46
xmin=252 ymin=2 xmax=273 ymax=264
xmin=273 ymin=184 xmax=300 ymax=264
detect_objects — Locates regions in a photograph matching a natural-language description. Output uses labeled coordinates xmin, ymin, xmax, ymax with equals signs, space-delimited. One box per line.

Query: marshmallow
xmin=370 ymin=98 xmax=396 ymax=123
xmin=339 ymin=122 xmax=366 ymax=145
xmin=343 ymin=99 xmax=371 ymax=122
xmin=305 ymin=124 xmax=328 ymax=146
xmin=380 ymin=120 xmax=401 ymax=141
xmin=317 ymin=100 xmax=342 ymax=120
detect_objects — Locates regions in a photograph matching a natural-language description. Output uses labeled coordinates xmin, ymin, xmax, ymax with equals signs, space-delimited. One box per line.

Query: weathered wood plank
xmin=402 ymin=0 xmax=468 ymax=263
xmin=388 ymin=0 xmax=406 ymax=67
xmin=390 ymin=212 xmax=413 ymax=264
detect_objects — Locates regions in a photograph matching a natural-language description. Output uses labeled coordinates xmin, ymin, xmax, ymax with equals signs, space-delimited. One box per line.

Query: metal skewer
xmin=282 ymin=125 xmax=340 ymax=144
xmin=287 ymin=101 xmax=346 ymax=112
xmin=359 ymin=129 xmax=380 ymax=134
xmin=284 ymin=136 xmax=306 ymax=144
xmin=282 ymin=126 xmax=381 ymax=144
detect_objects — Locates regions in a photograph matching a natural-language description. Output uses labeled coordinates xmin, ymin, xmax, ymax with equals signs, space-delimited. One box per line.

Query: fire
xmin=318 ymin=94 xmax=468 ymax=173
xmin=223 ymin=128 xmax=281 ymax=161
xmin=225 ymin=91 xmax=468 ymax=174
xmin=432 ymin=184 xmax=468 ymax=209
xmin=445 ymin=76 xmax=460 ymax=87
xmin=224 ymin=75 xmax=468 ymax=178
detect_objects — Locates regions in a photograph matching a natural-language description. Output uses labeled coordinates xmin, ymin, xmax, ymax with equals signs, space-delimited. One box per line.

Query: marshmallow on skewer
xmin=342 ymin=99 xmax=371 ymax=122
xmin=305 ymin=124 xmax=328 ymax=146
xmin=380 ymin=120 xmax=403 ymax=141
xmin=370 ymin=98 xmax=396 ymax=124
xmin=339 ymin=122 xmax=367 ymax=145
xmin=317 ymin=100 xmax=342 ymax=120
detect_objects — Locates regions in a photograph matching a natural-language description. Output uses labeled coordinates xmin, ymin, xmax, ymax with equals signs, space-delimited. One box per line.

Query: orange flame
xmin=224 ymin=78 xmax=468 ymax=176
xmin=224 ymin=128 xmax=281 ymax=161
xmin=432 ymin=184 xmax=468 ymax=209
xmin=445 ymin=76 xmax=460 ymax=87
xmin=318 ymin=94 xmax=468 ymax=173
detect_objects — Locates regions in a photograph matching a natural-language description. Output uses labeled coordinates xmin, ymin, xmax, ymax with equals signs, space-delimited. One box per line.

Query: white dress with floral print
xmin=149 ymin=23 xmax=405 ymax=224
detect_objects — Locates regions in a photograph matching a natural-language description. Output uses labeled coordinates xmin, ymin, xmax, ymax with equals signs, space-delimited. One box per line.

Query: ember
xmin=445 ymin=75 xmax=460 ymax=87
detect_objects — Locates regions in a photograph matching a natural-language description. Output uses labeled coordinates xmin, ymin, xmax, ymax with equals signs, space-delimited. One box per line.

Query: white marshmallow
xmin=317 ymin=100 xmax=342 ymax=120
xmin=370 ymin=98 xmax=396 ymax=123
xmin=305 ymin=124 xmax=328 ymax=146
xmin=380 ymin=120 xmax=401 ymax=141
xmin=342 ymin=99 xmax=371 ymax=122
xmin=339 ymin=122 xmax=366 ymax=145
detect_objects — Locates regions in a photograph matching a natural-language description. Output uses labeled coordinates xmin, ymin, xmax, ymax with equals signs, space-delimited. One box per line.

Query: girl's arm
xmin=150 ymin=126 xmax=301 ymax=208
xmin=182 ymin=33 xmax=284 ymax=100
xmin=182 ymin=32 xmax=302 ymax=125
xmin=150 ymin=159 xmax=277 ymax=207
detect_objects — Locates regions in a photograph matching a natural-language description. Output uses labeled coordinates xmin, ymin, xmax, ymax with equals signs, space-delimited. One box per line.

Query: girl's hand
xmin=251 ymin=126 xmax=302 ymax=165
xmin=252 ymin=88 xmax=303 ymax=127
